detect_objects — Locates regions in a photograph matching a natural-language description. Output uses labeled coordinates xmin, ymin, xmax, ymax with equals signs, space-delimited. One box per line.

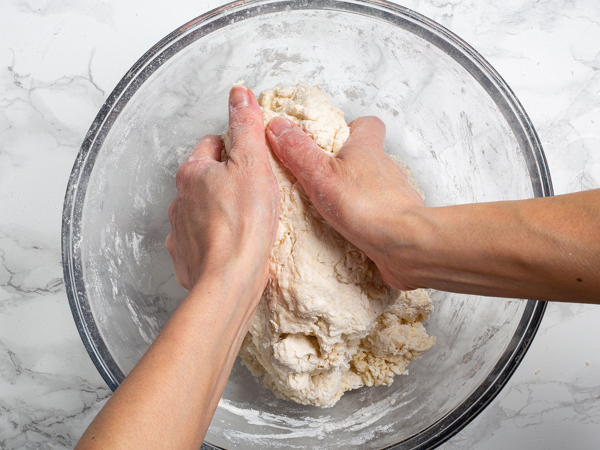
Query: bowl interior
xmin=68 ymin=2 xmax=547 ymax=449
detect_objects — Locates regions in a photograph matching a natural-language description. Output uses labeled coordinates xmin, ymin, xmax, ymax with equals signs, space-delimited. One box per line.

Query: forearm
xmin=76 ymin=260 xmax=265 ymax=450
xmin=397 ymin=189 xmax=600 ymax=302
xmin=266 ymin=114 xmax=599 ymax=302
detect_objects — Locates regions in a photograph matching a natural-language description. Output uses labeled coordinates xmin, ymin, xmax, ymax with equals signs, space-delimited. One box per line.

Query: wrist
xmin=186 ymin=222 xmax=275 ymax=290
xmin=366 ymin=204 xmax=433 ymax=289
xmin=190 ymin=250 xmax=269 ymax=307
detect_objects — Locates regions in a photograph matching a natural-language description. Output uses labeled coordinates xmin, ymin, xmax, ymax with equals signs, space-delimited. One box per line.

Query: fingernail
xmin=230 ymin=86 xmax=250 ymax=108
xmin=269 ymin=117 xmax=292 ymax=137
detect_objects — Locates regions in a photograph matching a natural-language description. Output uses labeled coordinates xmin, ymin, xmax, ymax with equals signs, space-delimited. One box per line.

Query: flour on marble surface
xmin=222 ymin=83 xmax=435 ymax=408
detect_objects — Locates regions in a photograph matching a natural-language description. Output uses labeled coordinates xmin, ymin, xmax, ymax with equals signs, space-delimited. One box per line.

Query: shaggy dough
xmin=222 ymin=83 xmax=435 ymax=408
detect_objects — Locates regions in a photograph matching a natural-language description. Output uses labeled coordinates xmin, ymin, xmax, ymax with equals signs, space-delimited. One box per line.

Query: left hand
xmin=166 ymin=86 xmax=280 ymax=290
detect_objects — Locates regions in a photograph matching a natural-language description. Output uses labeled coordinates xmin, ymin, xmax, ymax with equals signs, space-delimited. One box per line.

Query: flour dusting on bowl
xmin=64 ymin=1 xmax=548 ymax=449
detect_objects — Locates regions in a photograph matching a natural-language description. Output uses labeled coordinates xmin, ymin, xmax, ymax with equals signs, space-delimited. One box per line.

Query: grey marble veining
xmin=1 ymin=0 xmax=599 ymax=449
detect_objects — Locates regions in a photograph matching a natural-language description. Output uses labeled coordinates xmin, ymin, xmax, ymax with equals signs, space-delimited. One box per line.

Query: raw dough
xmin=222 ymin=83 xmax=435 ymax=408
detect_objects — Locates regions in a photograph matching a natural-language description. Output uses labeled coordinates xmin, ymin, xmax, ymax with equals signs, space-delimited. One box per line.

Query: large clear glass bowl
xmin=62 ymin=1 xmax=551 ymax=448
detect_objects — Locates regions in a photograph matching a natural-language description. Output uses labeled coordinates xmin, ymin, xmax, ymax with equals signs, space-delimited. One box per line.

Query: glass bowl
xmin=62 ymin=0 xmax=551 ymax=448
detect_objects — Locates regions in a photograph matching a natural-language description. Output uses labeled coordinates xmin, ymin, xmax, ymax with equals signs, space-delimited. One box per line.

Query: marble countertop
xmin=1 ymin=0 xmax=599 ymax=448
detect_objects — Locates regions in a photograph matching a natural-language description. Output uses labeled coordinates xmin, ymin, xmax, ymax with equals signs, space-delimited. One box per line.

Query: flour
xmin=222 ymin=83 xmax=434 ymax=408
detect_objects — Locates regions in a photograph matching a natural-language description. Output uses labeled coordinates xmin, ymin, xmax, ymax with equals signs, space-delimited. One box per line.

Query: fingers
xmin=176 ymin=135 xmax=222 ymax=191
xmin=266 ymin=117 xmax=335 ymax=191
xmin=228 ymin=86 xmax=268 ymax=165
xmin=188 ymin=134 xmax=223 ymax=163
xmin=266 ymin=115 xmax=386 ymax=192
xmin=338 ymin=116 xmax=387 ymax=161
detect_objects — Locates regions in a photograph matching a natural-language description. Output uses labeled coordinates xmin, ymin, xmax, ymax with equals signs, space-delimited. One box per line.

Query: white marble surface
xmin=0 ymin=0 xmax=599 ymax=448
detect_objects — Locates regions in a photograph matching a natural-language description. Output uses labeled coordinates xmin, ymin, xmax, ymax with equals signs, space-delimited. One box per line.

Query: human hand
xmin=266 ymin=116 xmax=423 ymax=290
xmin=166 ymin=86 xmax=280 ymax=290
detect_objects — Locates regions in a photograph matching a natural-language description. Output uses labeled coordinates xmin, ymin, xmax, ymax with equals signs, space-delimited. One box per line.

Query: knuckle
xmin=165 ymin=232 xmax=173 ymax=252
xmin=203 ymin=134 xmax=222 ymax=145
xmin=280 ymin=128 xmax=312 ymax=152
xmin=231 ymin=111 xmax=261 ymax=133
xmin=229 ymin=145 xmax=262 ymax=170
xmin=345 ymin=133 xmax=383 ymax=155
xmin=365 ymin=115 xmax=385 ymax=131
xmin=350 ymin=116 xmax=386 ymax=143
xmin=287 ymin=129 xmax=308 ymax=148
xmin=175 ymin=162 xmax=194 ymax=190
xmin=230 ymin=118 xmax=265 ymax=157
xmin=168 ymin=200 xmax=176 ymax=223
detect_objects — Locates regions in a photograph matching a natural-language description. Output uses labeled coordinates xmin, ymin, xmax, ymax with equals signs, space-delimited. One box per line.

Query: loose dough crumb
xmin=222 ymin=83 xmax=435 ymax=408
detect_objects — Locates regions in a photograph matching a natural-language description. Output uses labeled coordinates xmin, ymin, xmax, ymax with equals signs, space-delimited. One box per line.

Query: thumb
xmin=266 ymin=117 xmax=335 ymax=191
xmin=227 ymin=86 xmax=270 ymax=167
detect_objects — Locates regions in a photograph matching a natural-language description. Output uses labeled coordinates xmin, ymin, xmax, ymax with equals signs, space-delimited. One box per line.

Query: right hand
xmin=266 ymin=116 xmax=424 ymax=290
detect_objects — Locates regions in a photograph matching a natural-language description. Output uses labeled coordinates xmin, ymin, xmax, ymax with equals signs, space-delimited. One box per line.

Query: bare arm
xmin=401 ymin=191 xmax=600 ymax=302
xmin=266 ymin=116 xmax=600 ymax=303
xmin=76 ymin=86 xmax=279 ymax=449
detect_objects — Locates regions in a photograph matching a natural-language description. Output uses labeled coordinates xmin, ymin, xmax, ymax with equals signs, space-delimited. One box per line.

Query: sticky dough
xmin=222 ymin=83 xmax=435 ymax=408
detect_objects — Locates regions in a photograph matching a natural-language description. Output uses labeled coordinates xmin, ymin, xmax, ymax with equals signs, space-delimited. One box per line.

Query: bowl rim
xmin=62 ymin=1 xmax=551 ymax=449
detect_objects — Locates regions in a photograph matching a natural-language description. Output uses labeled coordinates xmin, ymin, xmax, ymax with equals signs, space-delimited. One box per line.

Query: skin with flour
xmin=223 ymin=83 xmax=435 ymax=408
xmin=75 ymin=85 xmax=600 ymax=449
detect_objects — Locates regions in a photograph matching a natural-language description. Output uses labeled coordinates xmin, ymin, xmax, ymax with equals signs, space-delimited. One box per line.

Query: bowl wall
xmin=63 ymin=1 xmax=549 ymax=449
